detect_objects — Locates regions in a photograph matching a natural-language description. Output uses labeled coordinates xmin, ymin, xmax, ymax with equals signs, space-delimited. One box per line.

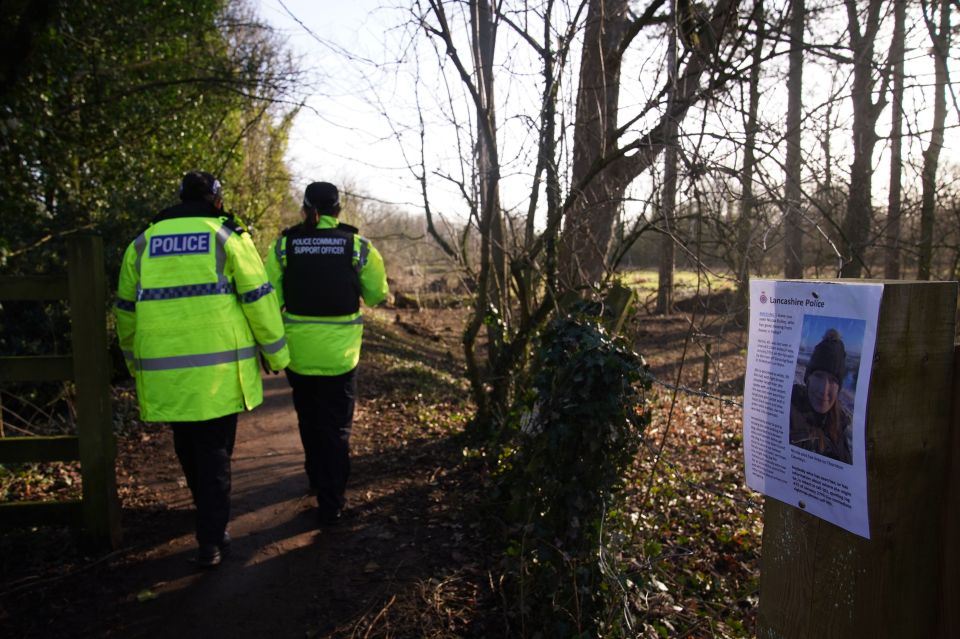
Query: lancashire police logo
xmin=149 ymin=233 xmax=211 ymax=257
xmin=759 ymin=291 xmax=768 ymax=304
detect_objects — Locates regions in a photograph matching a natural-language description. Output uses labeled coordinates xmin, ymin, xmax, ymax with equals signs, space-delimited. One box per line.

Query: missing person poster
xmin=743 ymin=279 xmax=883 ymax=538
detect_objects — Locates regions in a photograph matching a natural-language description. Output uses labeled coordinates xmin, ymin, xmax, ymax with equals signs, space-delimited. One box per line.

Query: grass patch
xmin=620 ymin=269 xmax=737 ymax=296
xmin=371 ymin=354 xmax=468 ymax=402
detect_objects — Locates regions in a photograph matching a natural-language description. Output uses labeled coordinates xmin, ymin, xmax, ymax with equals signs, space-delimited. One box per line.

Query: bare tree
xmin=560 ymin=0 xmax=636 ymax=289
xmin=883 ymin=0 xmax=906 ymax=279
xmin=783 ymin=0 xmax=805 ymax=278
xmin=735 ymin=0 xmax=765 ymax=322
xmin=559 ymin=0 xmax=742 ymax=290
xmin=839 ymin=0 xmax=889 ymax=278
xmin=917 ymin=0 xmax=951 ymax=279
xmin=418 ymin=0 xmax=508 ymax=422
xmin=407 ymin=0 xmax=745 ymax=424
xmin=467 ymin=0 xmax=510 ymax=391
xmin=656 ymin=2 xmax=679 ymax=314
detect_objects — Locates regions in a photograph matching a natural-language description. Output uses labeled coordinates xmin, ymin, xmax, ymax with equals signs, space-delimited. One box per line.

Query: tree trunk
xmin=884 ymin=0 xmax=905 ymax=279
xmin=839 ymin=0 xmax=886 ymax=278
xmin=783 ymin=0 xmax=804 ymax=279
xmin=560 ymin=0 xmax=630 ymax=290
xmin=735 ymin=1 xmax=765 ymax=324
xmin=656 ymin=9 xmax=679 ymax=315
xmin=471 ymin=0 xmax=507 ymax=359
xmin=917 ymin=0 xmax=950 ymax=280
xmin=559 ymin=0 xmax=742 ymax=291
xmin=421 ymin=0 xmax=504 ymax=426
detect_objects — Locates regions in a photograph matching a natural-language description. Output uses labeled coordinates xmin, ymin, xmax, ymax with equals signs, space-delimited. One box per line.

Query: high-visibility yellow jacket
xmin=115 ymin=200 xmax=289 ymax=422
xmin=266 ymin=215 xmax=389 ymax=376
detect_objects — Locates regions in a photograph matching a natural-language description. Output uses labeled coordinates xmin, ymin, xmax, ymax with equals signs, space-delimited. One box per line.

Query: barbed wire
xmin=635 ymin=371 xmax=759 ymax=508
xmin=650 ymin=377 xmax=744 ymax=408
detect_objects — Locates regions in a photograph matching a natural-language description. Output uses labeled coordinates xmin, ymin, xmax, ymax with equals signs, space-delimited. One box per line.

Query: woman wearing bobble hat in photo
xmin=789 ymin=328 xmax=853 ymax=464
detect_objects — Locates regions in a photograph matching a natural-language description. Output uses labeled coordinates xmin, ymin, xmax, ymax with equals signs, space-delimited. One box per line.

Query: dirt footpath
xmin=1 ymin=312 xmax=496 ymax=638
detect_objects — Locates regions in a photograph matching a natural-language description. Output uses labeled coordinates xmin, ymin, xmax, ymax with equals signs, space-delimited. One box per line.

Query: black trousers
xmin=171 ymin=413 xmax=237 ymax=546
xmin=285 ymin=367 xmax=356 ymax=515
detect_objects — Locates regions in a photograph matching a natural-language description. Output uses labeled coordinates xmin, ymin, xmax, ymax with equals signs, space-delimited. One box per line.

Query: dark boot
xmin=195 ymin=544 xmax=221 ymax=569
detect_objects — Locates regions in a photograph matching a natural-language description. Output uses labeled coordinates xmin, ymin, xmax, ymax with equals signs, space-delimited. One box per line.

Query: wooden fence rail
xmin=0 ymin=234 xmax=120 ymax=548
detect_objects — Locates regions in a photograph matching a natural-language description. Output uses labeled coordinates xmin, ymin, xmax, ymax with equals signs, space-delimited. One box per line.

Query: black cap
xmin=303 ymin=182 xmax=340 ymax=214
xmin=806 ymin=329 xmax=846 ymax=382
xmin=179 ymin=171 xmax=222 ymax=202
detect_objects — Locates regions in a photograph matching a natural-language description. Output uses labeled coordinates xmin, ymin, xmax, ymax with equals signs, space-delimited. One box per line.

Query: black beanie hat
xmin=303 ymin=182 xmax=340 ymax=214
xmin=805 ymin=328 xmax=846 ymax=382
xmin=179 ymin=171 xmax=222 ymax=202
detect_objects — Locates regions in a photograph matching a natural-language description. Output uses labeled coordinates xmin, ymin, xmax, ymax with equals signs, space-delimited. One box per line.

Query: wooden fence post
xmin=756 ymin=281 xmax=957 ymax=639
xmin=944 ymin=346 xmax=960 ymax=638
xmin=67 ymin=233 xmax=121 ymax=549
xmin=602 ymin=282 xmax=635 ymax=335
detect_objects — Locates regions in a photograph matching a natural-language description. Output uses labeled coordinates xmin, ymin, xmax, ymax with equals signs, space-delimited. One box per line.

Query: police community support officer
xmin=266 ymin=182 xmax=388 ymax=526
xmin=115 ymin=171 xmax=289 ymax=568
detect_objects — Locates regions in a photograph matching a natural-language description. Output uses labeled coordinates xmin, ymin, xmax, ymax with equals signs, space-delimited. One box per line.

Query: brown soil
xmin=629 ymin=306 xmax=748 ymax=395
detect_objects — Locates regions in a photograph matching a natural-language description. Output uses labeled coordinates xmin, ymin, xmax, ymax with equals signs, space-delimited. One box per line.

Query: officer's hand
xmin=259 ymin=353 xmax=279 ymax=375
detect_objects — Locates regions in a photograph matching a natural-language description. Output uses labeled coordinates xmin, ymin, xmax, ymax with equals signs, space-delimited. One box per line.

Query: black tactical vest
xmin=282 ymin=224 xmax=361 ymax=316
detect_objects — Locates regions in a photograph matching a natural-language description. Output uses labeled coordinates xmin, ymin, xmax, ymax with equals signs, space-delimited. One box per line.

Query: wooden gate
xmin=0 ymin=233 xmax=120 ymax=549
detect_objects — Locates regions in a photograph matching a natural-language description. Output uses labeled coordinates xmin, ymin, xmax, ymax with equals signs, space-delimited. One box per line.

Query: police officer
xmin=266 ymin=182 xmax=388 ymax=525
xmin=115 ymin=171 xmax=289 ymax=567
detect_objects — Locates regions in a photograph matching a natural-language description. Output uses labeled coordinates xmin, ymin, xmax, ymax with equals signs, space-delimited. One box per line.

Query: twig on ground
xmin=361 ymin=594 xmax=396 ymax=639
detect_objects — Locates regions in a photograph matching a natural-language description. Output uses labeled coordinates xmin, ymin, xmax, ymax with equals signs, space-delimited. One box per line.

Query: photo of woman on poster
xmin=790 ymin=327 xmax=855 ymax=464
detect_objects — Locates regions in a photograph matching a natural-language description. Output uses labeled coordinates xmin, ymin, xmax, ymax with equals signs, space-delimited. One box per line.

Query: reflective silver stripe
xmin=215 ymin=222 xmax=234 ymax=288
xmin=356 ymin=238 xmax=370 ymax=270
xmin=283 ymin=315 xmax=363 ymax=326
xmin=134 ymin=233 xmax=147 ymax=300
xmin=135 ymin=346 xmax=258 ymax=372
xmin=122 ymin=350 xmax=134 ymax=361
xmin=259 ymin=336 xmax=287 ymax=354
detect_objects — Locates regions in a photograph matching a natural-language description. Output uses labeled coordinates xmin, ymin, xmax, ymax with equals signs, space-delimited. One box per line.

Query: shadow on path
xmin=1 ymin=372 xmax=497 ymax=638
